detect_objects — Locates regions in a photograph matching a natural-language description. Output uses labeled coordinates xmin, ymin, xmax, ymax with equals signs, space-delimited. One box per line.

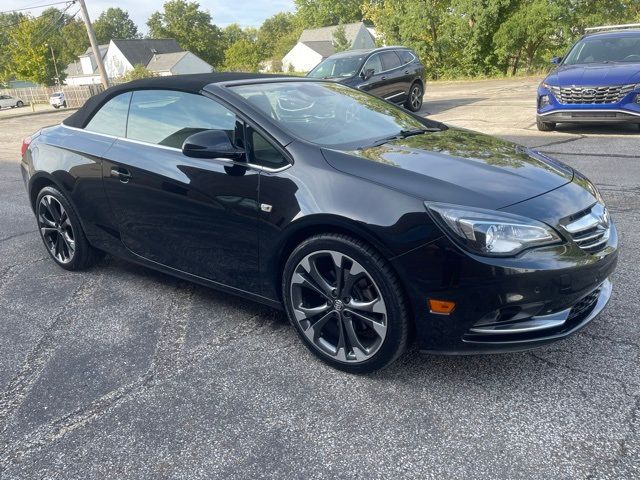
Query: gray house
xmin=282 ymin=22 xmax=377 ymax=72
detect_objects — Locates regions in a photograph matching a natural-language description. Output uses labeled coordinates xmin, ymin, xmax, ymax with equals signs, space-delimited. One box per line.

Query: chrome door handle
xmin=110 ymin=167 xmax=132 ymax=183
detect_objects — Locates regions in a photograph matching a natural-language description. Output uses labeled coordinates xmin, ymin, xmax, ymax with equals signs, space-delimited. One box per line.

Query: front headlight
xmin=426 ymin=202 xmax=561 ymax=256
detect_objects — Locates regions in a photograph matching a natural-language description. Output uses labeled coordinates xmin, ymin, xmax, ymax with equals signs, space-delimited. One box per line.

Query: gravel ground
xmin=0 ymin=78 xmax=638 ymax=479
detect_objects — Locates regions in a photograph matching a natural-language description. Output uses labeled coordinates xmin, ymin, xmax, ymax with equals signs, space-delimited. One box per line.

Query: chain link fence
xmin=0 ymin=84 xmax=104 ymax=108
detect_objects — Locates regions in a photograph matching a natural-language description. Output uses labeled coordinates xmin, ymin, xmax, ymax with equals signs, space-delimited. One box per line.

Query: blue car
xmin=537 ymin=25 xmax=640 ymax=131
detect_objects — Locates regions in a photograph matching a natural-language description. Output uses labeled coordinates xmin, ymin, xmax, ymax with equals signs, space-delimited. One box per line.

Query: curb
xmin=0 ymin=107 xmax=79 ymax=120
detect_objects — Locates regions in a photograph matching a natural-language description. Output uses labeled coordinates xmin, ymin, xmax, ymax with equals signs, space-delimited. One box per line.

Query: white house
xmin=64 ymin=39 xmax=213 ymax=85
xmin=282 ymin=22 xmax=376 ymax=73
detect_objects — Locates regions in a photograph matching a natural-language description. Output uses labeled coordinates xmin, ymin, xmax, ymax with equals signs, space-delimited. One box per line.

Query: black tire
xmin=62 ymin=101 xmax=67 ymax=108
xmin=16 ymin=100 xmax=24 ymax=108
xmin=53 ymin=105 xmax=59 ymax=109
xmin=35 ymin=186 xmax=99 ymax=271
xmin=405 ymin=81 xmax=424 ymax=112
xmin=536 ymin=117 xmax=556 ymax=131
xmin=282 ymin=233 xmax=410 ymax=373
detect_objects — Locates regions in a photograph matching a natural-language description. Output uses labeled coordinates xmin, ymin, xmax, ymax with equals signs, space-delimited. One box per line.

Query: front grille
xmin=563 ymin=203 xmax=610 ymax=254
xmin=567 ymin=288 xmax=601 ymax=323
xmin=549 ymin=84 xmax=634 ymax=104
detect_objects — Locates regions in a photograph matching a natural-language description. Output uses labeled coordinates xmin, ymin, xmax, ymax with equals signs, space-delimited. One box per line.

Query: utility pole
xmin=45 ymin=43 xmax=60 ymax=86
xmin=77 ymin=0 xmax=109 ymax=89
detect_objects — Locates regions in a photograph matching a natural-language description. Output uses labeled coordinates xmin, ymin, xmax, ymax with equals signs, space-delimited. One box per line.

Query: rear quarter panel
xmin=25 ymin=125 xmax=118 ymax=245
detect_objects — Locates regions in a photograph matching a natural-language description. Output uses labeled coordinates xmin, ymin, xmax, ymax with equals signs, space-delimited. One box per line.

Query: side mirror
xmin=550 ymin=56 xmax=562 ymax=65
xmin=361 ymin=68 xmax=375 ymax=81
xmin=182 ymin=130 xmax=244 ymax=160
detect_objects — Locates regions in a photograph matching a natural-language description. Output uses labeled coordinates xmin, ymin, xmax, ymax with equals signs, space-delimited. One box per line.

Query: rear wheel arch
xmin=29 ymin=175 xmax=59 ymax=211
xmin=412 ymin=78 xmax=424 ymax=90
xmin=29 ymin=174 xmax=91 ymax=239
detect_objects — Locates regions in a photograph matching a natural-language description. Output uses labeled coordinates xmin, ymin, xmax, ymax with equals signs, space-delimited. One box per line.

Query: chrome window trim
xmin=60 ymin=124 xmax=292 ymax=173
xmin=358 ymin=49 xmax=415 ymax=78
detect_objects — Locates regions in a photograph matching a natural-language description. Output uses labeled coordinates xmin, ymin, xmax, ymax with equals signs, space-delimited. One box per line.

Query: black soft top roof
xmin=63 ymin=72 xmax=290 ymax=128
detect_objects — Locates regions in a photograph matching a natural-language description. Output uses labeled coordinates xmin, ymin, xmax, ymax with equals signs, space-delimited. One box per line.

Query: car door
xmin=0 ymin=95 xmax=10 ymax=108
xmin=357 ymin=53 xmax=387 ymax=98
xmin=378 ymin=50 xmax=406 ymax=102
xmin=98 ymin=89 xmax=261 ymax=293
xmin=395 ymin=49 xmax=417 ymax=98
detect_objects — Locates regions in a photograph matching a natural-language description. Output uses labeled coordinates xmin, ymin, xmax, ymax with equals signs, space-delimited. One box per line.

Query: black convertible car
xmin=21 ymin=73 xmax=617 ymax=373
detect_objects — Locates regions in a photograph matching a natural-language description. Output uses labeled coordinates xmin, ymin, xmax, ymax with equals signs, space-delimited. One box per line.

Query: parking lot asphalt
xmin=0 ymin=78 xmax=638 ymax=479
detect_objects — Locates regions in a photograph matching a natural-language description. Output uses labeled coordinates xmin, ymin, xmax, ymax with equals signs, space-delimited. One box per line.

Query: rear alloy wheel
xmin=36 ymin=186 xmax=98 ymax=270
xmin=283 ymin=234 xmax=410 ymax=373
xmin=405 ymin=82 xmax=423 ymax=112
xmin=16 ymin=100 xmax=24 ymax=108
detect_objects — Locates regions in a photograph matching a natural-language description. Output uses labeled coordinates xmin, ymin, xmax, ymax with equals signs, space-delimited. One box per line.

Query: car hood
xmin=545 ymin=63 xmax=640 ymax=86
xmin=322 ymin=128 xmax=574 ymax=210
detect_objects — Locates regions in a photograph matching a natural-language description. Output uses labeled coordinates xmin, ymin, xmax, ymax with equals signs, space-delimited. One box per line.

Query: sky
xmin=2 ymin=0 xmax=296 ymax=30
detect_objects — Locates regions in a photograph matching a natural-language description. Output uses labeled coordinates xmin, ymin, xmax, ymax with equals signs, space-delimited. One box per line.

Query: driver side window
xmin=127 ymin=90 xmax=238 ymax=149
xmin=363 ymin=54 xmax=382 ymax=75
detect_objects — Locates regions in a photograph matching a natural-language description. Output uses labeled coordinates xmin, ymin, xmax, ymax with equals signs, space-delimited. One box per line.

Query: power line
xmin=0 ymin=1 xmax=75 ymax=15
xmin=31 ymin=1 xmax=75 ymax=45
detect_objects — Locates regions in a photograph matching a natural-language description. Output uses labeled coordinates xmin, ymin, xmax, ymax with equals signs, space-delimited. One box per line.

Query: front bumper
xmin=390 ymin=181 xmax=618 ymax=354
xmin=538 ymin=109 xmax=640 ymax=124
xmin=537 ymin=85 xmax=640 ymax=124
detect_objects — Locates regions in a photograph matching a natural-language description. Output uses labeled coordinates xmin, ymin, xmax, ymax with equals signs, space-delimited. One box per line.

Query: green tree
xmin=223 ymin=38 xmax=261 ymax=72
xmin=257 ymin=12 xmax=300 ymax=60
xmin=294 ymin=0 xmax=363 ymax=28
xmin=118 ymin=64 xmax=157 ymax=82
xmin=5 ymin=15 xmax=57 ymax=84
xmin=0 ymin=13 xmax=24 ymax=83
xmin=147 ymin=0 xmax=224 ymax=67
xmin=332 ymin=24 xmax=350 ymax=52
xmin=494 ymin=0 xmax=565 ymax=74
xmin=93 ymin=8 xmax=140 ymax=44
xmin=3 ymin=7 xmax=84 ymax=85
xmin=441 ymin=0 xmax=519 ymax=77
xmin=363 ymin=0 xmax=451 ymax=78
xmin=222 ymin=23 xmax=248 ymax=47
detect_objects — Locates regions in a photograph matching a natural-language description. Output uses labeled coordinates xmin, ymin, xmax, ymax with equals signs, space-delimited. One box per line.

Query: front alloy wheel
xmin=283 ymin=234 xmax=410 ymax=373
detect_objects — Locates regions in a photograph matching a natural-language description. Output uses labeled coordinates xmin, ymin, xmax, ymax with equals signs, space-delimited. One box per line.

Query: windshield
xmin=231 ymin=81 xmax=433 ymax=149
xmin=307 ymin=55 xmax=367 ymax=79
xmin=563 ymin=35 xmax=640 ymax=65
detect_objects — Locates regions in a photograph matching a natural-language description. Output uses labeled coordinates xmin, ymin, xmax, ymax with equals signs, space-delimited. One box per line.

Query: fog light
xmin=429 ymin=299 xmax=456 ymax=315
xmin=539 ymin=95 xmax=551 ymax=108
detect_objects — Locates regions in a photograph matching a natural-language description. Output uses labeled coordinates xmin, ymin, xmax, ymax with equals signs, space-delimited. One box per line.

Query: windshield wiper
xmin=399 ymin=128 xmax=434 ymax=138
xmin=365 ymin=127 xmax=438 ymax=148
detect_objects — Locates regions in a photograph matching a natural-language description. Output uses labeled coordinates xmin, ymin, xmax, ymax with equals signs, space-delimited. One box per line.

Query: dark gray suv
xmin=307 ymin=46 xmax=426 ymax=112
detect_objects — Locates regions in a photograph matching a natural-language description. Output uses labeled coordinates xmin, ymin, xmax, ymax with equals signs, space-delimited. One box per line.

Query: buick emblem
xmin=333 ymin=299 xmax=344 ymax=311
